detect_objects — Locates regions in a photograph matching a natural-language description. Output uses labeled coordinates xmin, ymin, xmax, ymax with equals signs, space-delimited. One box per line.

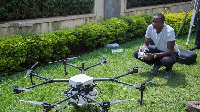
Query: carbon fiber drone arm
xmin=25 ymin=78 xmax=70 ymax=89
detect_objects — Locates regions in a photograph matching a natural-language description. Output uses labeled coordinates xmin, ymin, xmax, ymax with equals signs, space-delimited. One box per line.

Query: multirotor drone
xmin=3 ymin=55 xmax=155 ymax=112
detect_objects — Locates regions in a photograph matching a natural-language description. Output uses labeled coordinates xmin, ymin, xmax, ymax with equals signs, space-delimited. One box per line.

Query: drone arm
xmin=56 ymin=105 xmax=68 ymax=112
xmin=66 ymin=63 xmax=82 ymax=70
xmin=85 ymin=56 xmax=106 ymax=71
xmin=112 ymin=79 xmax=134 ymax=86
xmin=31 ymin=73 xmax=49 ymax=80
xmin=82 ymin=94 xmax=102 ymax=106
xmin=84 ymin=62 xmax=102 ymax=71
xmin=51 ymin=79 xmax=69 ymax=82
xmin=112 ymin=71 xmax=134 ymax=79
xmin=25 ymin=79 xmax=54 ymax=89
xmin=54 ymin=94 xmax=77 ymax=105
xmin=93 ymin=78 xmax=111 ymax=81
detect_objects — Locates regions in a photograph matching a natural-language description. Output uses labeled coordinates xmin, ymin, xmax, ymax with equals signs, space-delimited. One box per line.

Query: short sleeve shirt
xmin=145 ymin=24 xmax=180 ymax=53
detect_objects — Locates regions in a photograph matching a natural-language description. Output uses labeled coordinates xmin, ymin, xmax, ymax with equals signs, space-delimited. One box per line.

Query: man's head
xmin=152 ymin=13 xmax=165 ymax=29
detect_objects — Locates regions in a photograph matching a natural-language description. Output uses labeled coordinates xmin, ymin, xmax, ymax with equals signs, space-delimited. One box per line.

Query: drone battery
xmin=69 ymin=74 xmax=93 ymax=88
xmin=177 ymin=49 xmax=197 ymax=65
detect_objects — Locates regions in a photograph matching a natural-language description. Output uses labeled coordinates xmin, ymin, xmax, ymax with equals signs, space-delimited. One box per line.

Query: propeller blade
xmin=1 ymin=81 xmax=33 ymax=92
xmin=17 ymin=87 xmax=33 ymax=92
xmin=1 ymin=81 xmax=15 ymax=87
xmin=124 ymin=85 xmax=141 ymax=89
xmin=66 ymin=57 xmax=78 ymax=60
xmin=109 ymin=98 xmax=134 ymax=104
xmin=124 ymin=79 xmax=158 ymax=90
xmin=20 ymin=100 xmax=45 ymax=105
xmin=25 ymin=62 xmax=38 ymax=78
xmin=145 ymin=79 xmax=158 ymax=84
xmin=20 ymin=100 xmax=62 ymax=107
xmin=123 ymin=64 xmax=152 ymax=71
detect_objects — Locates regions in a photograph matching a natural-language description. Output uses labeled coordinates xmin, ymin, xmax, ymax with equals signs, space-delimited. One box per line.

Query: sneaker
xmin=164 ymin=69 xmax=172 ymax=78
xmin=149 ymin=64 xmax=162 ymax=73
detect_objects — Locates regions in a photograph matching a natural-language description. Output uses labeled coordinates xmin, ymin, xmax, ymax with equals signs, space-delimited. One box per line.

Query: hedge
xmin=126 ymin=0 xmax=192 ymax=9
xmin=0 ymin=12 xmax=193 ymax=76
xmin=0 ymin=0 xmax=94 ymax=21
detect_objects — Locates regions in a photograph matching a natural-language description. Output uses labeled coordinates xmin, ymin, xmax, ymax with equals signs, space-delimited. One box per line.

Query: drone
xmin=3 ymin=55 xmax=154 ymax=112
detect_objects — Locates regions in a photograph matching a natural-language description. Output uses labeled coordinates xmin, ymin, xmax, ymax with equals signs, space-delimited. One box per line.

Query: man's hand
xmin=143 ymin=53 xmax=154 ymax=60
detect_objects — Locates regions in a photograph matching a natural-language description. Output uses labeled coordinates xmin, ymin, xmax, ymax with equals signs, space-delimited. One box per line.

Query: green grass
xmin=1 ymin=33 xmax=200 ymax=112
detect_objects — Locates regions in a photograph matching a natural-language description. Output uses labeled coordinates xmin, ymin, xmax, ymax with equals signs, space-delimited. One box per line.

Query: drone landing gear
xmin=138 ymin=84 xmax=145 ymax=107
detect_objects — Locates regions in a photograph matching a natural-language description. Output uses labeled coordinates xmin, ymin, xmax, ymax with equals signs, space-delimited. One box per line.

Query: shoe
xmin=189 ymin=45 xmax=200 ymax=51
xmin=164 ymin=69 xmax=172 ymax=78
xmin=150 ymin=64 xmax=162 ymax=73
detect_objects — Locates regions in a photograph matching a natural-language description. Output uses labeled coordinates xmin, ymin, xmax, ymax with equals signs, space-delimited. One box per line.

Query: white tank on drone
xmin=69 ymin=74 xmax=93 ymax=87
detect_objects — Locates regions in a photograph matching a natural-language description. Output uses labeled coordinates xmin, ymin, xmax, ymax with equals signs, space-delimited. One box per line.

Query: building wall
xmin=0 ymin=0 xmax=191 ymax=37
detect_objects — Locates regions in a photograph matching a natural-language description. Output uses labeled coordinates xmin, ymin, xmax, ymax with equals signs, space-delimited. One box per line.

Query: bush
xmin=126 ymin=0 xmax=192 ymax=9
xmin=129 ymin=14 xmax=148 ymax=37
xmin=0 ymin=0 xmax=94 ymax=21
xmin=164 ymin=11 xmax=193 ymax=36
xmin=0 ymin=35 xmax=27 ymax=75
xmin=101 ymin=17 xmax=129 ymax=44
xmin=140 ymin=14 xmax=154 ymax=25
xmin=72 ymin=22 xmax=111 ymax=50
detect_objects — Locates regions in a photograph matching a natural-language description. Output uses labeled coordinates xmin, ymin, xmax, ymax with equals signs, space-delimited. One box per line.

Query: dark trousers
xmin=195 ymin=13 xmax=200 ymax=45
xmin=134 ymin=45 xmax=179 ymax=71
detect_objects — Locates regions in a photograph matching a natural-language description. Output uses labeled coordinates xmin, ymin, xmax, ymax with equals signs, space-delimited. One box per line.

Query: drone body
xmin=67 ymin=74 xmax=98 ymax=107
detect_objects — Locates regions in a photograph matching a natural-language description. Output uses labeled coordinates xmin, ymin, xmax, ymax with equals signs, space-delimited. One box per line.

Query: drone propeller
xmin=124 ymin=79 xmax=158 ymax=89
xmin=98 ymin=98 xmax=134 ymax=112
xmin=145 ymin=79 xmax=158 ymax=84
xmin=108 ymin=98 xmax=134 ymax=104
xmin=25 ymin=62 xmax=38 ymax=78
xmin=86 ymin=98 xmax=134 ymax=105
xmin=20 ymin=100 xmax=45 ymax=105
xmin=49 ymin=57 xmax=78 ymax=64
xmin=124 ymin=85 xmax=141 ymax=89
xmin=1 ymin=81 xmax=33 ymax=93
xmin=123 ymin=64 xmax=152 ymax=71
xmin=20 ymin=100 xmax=74 ymax=112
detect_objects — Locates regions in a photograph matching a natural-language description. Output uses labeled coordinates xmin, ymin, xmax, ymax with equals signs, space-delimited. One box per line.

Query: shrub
xmin=140 ymin=14 xmax=154 ymax=25
xmin=126 ymin=0 xmax=191 ymax=9
xmin=164 ymin=11 xmax=193 ymax=36
xmin=52 ymin=28 xmax=78 ymax=57
xmin=72 ymin=22 xmax=111 ymax=52
xmin=0 ymin=35 xmax=27 ymax=75
xmin=0 ymin=0 xmax=94 ymax=21
xmin=101 ymin=17 xmax=129 ymax=44
xmin=128 ymin=14 xmax=148 ymax=37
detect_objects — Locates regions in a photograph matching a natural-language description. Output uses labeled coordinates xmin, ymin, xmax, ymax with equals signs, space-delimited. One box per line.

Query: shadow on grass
xmin=138 ymin=70 xmax=188 ymax=88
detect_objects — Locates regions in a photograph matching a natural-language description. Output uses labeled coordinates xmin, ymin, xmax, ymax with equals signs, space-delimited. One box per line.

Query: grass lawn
xmin=0 ymin=33 xmax=200 ymax=112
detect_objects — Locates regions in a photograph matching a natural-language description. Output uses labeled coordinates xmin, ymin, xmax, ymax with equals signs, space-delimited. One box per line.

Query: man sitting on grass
xmin=133 ymin=13 xmax=180 ymax=78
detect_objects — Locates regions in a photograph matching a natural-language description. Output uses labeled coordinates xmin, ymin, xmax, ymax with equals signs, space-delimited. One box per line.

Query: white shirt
xmin=145 ymin=24 xmax=180 ymax=53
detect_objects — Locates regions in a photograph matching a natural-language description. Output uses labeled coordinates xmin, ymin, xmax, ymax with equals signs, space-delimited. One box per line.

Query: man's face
xmin=152 ymin=16 xmax=164 ymax=29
